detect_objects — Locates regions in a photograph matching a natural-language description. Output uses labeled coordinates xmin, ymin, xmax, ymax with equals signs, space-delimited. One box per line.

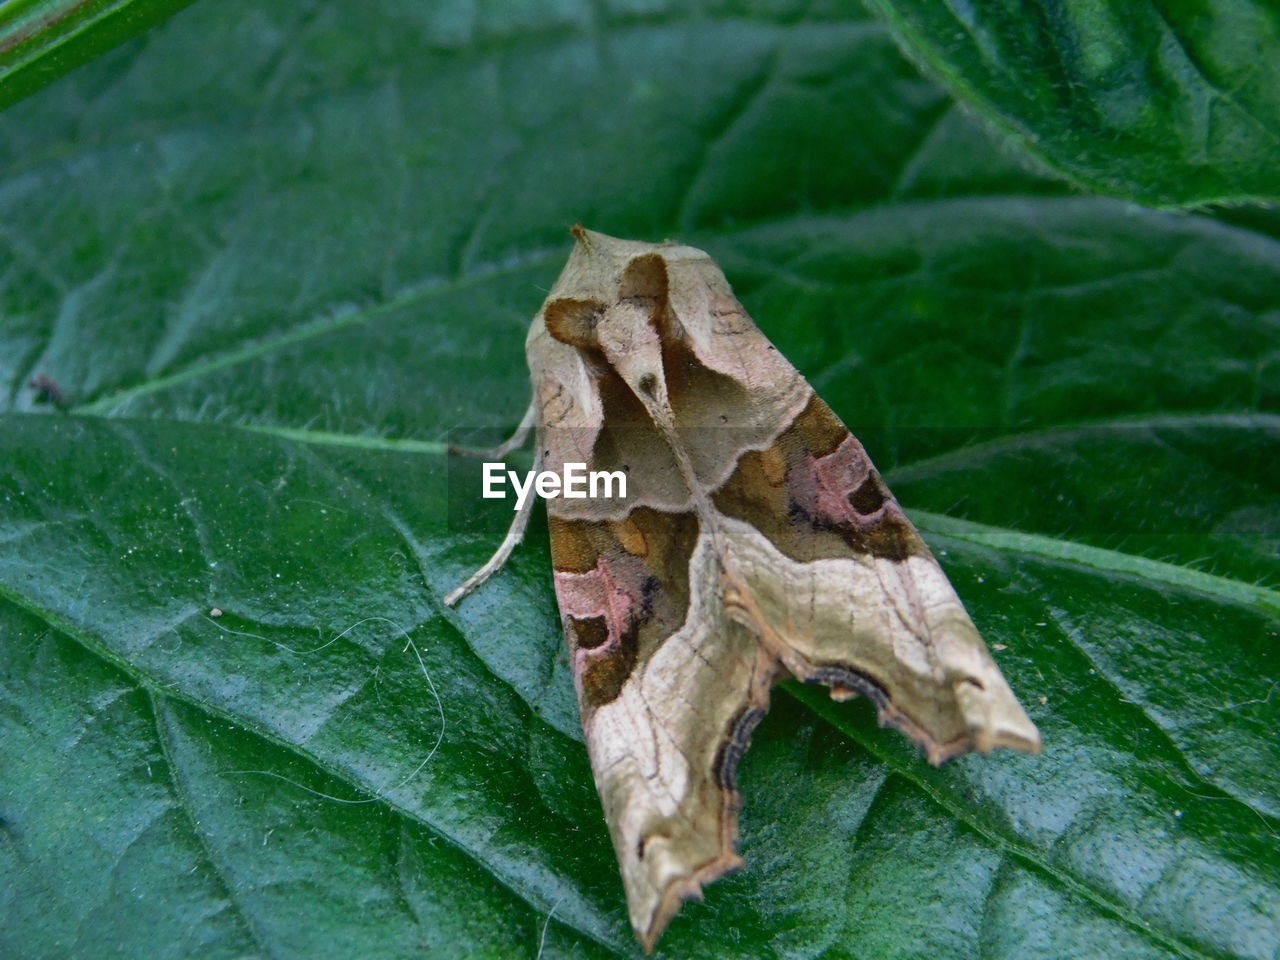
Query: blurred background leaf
xmin=0 ymin=2 xmax=1277 ymax=959
xmin=863 ymin=0 xmax=1280 ymax=206
xmin=0 ymin=0 xmax=201 ymax=110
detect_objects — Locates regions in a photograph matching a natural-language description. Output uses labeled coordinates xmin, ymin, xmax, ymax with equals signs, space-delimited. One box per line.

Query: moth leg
xmin=447 ymin=400 xmax=536 ymax=459
xmin=443 ymin=443 xmax=543 ymax=607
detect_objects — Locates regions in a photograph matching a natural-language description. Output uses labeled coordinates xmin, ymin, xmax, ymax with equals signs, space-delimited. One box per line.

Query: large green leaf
xmin=1 ymin=2 xmax=1277 ymax=959
xmin=863 ymin=0 xmax=1280 ymax=206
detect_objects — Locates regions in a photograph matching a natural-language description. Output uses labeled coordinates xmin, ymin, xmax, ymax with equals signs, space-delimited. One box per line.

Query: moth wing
xmin=548 ymin=507 xmax=770 ymax=951
xmin=712 ymin=392 xmax=1042 ymax=763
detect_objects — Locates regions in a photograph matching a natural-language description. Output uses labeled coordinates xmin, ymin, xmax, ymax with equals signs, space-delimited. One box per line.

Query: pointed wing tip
xmin=925 ymin=725 xmax=1042 ymax=766
xmin=569 ymin=224 xmax=661 ymax=260
xmin=964 ymin=711 xmax=1043 ymax=761
xmin=635 ymin=851 xmax=746 ymax=953
xmin=950 ymin=670 xmax=1044 ymax=756
xmin=571 ymin=223 xmax=616 ymax=249
xmin=977 ymin=722 xmax=1043 ymax=757
xmin=982 ymin=691 xmax=1043 ymax=755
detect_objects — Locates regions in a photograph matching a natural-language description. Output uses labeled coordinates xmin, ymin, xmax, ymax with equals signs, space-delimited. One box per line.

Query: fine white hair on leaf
xmin=215 ymin=615 xmax=446 ymax=804
xmin=535 ymin=896 xmax=564 ymax=960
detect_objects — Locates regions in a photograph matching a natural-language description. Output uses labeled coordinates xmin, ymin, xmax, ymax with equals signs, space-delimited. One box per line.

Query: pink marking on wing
xmin=553 ymin=565 xmax=611 ymax=620
xmin=554 ymin=555 xmax=648 ymax=681
xmin=790 ymin=434 xmax=875 ymax=526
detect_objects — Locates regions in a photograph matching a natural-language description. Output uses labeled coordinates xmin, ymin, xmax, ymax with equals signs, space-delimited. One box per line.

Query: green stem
xmin=0 ymin=0 xmax=201 ymax=110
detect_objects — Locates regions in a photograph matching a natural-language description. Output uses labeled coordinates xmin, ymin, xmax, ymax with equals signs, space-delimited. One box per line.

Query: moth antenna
xmin=444 ymin=443 xmax=543 ymax=607
xmin=448 ymin=400 xmax=536 ymax=459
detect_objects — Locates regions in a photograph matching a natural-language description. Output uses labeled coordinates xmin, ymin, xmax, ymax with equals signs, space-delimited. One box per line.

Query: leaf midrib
xmin=62 ymin=408 xmax=1276 ymax=619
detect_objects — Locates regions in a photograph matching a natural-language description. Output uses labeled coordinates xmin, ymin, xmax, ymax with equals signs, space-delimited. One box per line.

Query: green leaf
xmin=1 ymin=3 xmax=1277 ymax=959
xmin=862 ymin=0 xmax=1280 ymax=206
xmin=0 ymin=0 xmax=201 ymax=111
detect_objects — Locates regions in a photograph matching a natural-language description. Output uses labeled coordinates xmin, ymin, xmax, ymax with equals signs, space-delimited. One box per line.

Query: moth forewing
xmin=449 ymin=224 xmax=1041 ymax=951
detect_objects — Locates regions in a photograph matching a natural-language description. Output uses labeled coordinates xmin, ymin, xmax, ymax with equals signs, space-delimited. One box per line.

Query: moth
xmin=447 ymin=226 xmax=1041 ymax=951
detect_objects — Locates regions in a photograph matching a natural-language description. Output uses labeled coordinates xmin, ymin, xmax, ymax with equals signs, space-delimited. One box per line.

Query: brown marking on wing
xmin=847 ymin=474 xmax=889 ymax=515
xmin=580 ymin=618 xmax=639 ymax=706
xmin=788 ymin=389 xmax=847 ymax=456
xmin=548 ymin=516 xmax=600 ymax=573
xmin=567 ymin=615 xmax=610 ymax=649
xmin=613 ymin=517 xmax=649 ymax=556
xmin=758 ymin=444 xmax=788 ymax=487
xmin=712 ymin=394 xmax=927 ymax=563
xmin=552 ymin=508 xmax=700 ymax=709
xmin=619 ymin=252 xmax=669 ymax=304
xmin=545 ymin=297 xmax=605 ymax=349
